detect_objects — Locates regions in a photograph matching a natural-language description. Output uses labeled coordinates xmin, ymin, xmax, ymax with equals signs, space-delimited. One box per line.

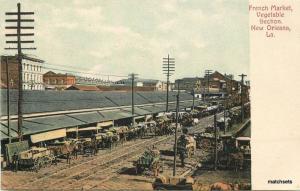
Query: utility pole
xmin=192 ymin=88 xmax=195 ymax=111
xmin=163 ymin=54 xmax=175 ymax=112
xmin=229 ymin=75 xmax=233 ymax=107
xmin=173 ymin=80 xmax=180 ymax=176
xmin=214 ymin=111 xmax=218 ymax=170
xmin=223 ymin=102 xmax=226 ymax=134
xmin=204 ymin=70 xmax=212 ymax=101
xmin=239 ymin=74 xmax=247 ymax=122
xmin=5 ymin=56 xmax=11 ymax=143
xmin=129 ymin=73 xmax=138 ymax=127
xmin=5 ymin=3 xmax=35 ymax=141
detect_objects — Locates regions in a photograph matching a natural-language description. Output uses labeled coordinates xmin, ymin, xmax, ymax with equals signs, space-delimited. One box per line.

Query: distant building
xmin=115 ymin=78 xmax=168 ymax=91
xmin=43 ymin=71 xmax=75 ymax=90
xmin=1 ymin=55 xmax=44 ymax=90
xmin=174 ymin=77 xmax=202 ymax=92
xmin=65 ymin=85 xmax=156 ymax=92
xmin=65 ymin=85 xmax=100 ymax=91
xmin=174 ymin=71 xmax=244 ymax=98
xmin=75 ymin=76 xmax=113 ymax=86
xmin=202 ymin=71 xmax=240 ymax=95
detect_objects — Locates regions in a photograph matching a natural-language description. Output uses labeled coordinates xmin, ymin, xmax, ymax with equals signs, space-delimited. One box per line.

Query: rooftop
xmin=0 ymin=89 xmax=194 ymax=116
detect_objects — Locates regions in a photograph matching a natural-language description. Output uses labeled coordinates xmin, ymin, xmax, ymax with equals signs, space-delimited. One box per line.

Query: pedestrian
xmin=179 ymin=151 xmax=185 ymax=167
xmin=66 ymin=152 xmax=71 ymax=165
xmin=93 ymin=142 xmax=98 ymax=156
xmin=12 ymin=152 xmax=19 ymax=172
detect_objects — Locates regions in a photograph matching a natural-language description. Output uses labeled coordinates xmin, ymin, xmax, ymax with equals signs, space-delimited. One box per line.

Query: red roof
xmin=66 ymin=85 xmax=100 ymax=91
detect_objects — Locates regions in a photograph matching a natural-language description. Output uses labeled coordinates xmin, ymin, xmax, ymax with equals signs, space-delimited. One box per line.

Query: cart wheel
xmin=33 ymin=158 xmax=41 ymax=172
xmin=44 ymin=155 xmax=53 ymax=168
xmin=40 ymin=157 xmax=47 ymax=169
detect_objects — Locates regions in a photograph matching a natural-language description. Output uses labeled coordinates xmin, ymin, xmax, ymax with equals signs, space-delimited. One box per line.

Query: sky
xmin=0 ymin=0 xmax=249 ymax=82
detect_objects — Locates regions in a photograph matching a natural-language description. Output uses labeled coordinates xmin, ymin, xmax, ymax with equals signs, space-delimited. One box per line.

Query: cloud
xmin=0 ymin=0 xmax=249 ymax=80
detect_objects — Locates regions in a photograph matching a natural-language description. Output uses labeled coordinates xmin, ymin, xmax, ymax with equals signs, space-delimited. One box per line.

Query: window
xmin=30 ymin=74 xmax=32 ymax=80
xmin=27 ymin=74 xmax=29 ymax=81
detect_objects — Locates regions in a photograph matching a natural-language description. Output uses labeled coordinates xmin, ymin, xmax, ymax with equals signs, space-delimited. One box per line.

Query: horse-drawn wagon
xmin=18 ymin=147 xmax=54 ymax=171
xmin=47 ymin=140 xmax=78 ymax=162
xmin=134 ymin=147 xmax=162 ymax=176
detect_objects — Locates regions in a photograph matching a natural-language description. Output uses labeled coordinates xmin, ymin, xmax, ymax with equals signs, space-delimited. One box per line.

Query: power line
xmin=42 ymin=65 xmax=127 ymax=78
xmin=43 ymin=62 xmax=127 ymax=78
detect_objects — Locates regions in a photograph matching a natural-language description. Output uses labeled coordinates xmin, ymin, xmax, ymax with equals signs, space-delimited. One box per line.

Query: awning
xmin=31 ymin=128 xmax=66 ymax=143
xmin=78 ymin=127 xmax=97 ymax=131
xmin=236 ymin=137 xmax=251 ymax=141
xmin=1 ymin=101 xmax=200 ymax=140
xmin=97 ymin=121 xmax=113 ymax=127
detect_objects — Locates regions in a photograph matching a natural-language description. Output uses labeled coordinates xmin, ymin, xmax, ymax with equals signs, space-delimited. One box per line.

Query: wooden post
xmin=214 ymin=112 xmax=218 ymax=170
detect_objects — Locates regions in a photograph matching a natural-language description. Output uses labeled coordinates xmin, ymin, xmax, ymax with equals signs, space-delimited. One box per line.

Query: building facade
xmin=43 ymin=71 xmax=76 ymax=90
xmin=1 ymin=55 xmax=44 ymax=90
xmin=201 ymin=71 xmax=240 ymax=95
xmin=114 ymin=78 xmax=168 ymax=91
xmin=75 ymin=76 xmax=113 ymax=86
xmin=174 ymin=77 xmax=202 ymax=92
xmin=174 ymin=71 xmax=245 ymax=98
xmin=22 ymin=55 xmax=44 ymax=90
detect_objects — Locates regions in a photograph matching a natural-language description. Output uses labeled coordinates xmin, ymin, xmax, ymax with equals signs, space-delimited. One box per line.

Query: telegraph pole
xmin=204 ymin=70 xmax=212 ymax=101
xmin=129 ymin=73 xmax=138 ymax=126
xmin=214 ymin=112 xmax=218 ymax=170
xmin=5 ymin=57 xmax=11 ymax=143
xmin=239 ymin=74 xmax=247 ymax=122
xmin=5 ymin=3 xmax=36 ymax=141
xmin=173 ymin=80 xmax=180 ymax=176
xmin=223 ymin=102 xmax=226 ymax=134
xmin=163 ymin=54 xmax=175 ymax=112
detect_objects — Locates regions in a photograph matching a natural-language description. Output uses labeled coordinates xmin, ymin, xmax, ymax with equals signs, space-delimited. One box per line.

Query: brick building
xmin=1 ymin=56 xmax=19 ymax=89
xmin=174 ymin=71 xmax=244 ymax=98
xmin=201 ymin=71 xmax=240 ymax=95
xmin=1 ymin=55 xmax=44 ymax=90
xmin=43 ymin=71 xmax=76 ymax=90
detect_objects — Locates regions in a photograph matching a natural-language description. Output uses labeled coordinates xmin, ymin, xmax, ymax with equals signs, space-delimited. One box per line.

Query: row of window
xmin=44 ymin=78 xmax=75 ymax=85
xmin=23 ymin=63 xmax=42 ymax=72
xmin=45 ymin=79 xmax=66 ymax=85
xmin=23 ymin=72 xmax=43 ymax=82
xmin=23 ymin=84 xmax=44 ymax=90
